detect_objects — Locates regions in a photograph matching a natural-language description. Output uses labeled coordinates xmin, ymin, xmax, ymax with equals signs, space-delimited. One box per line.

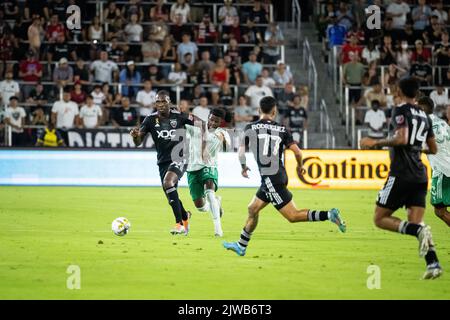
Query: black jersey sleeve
xmin=284 ymin=128 xmax=296 ymax=148
xmin=139 ymin=116 xmax=152 ymax=136
xmin=181 ymin=112 xmax=195 ymax=127
xmin=392 ymin=105 xmax=407 ymax=129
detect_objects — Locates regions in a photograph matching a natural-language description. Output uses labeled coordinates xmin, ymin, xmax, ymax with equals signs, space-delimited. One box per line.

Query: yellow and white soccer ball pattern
xmin=112 ymin=217 xmax=131 ymax=236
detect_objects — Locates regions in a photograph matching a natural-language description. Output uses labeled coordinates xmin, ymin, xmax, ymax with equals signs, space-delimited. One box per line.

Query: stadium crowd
xmin=0 ymin=0 xmax=309 ymax=147
xmin=318 ymin=0 xmax=450 ymax=141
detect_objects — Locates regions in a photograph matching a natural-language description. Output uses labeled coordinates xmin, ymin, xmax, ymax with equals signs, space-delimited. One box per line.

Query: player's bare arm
xmin=422 ymin=136 xmax=438 ymax=155
xmin=238 ymin=145 xmax=250 ymax=178
xmin=130 ymin=127 xmax=145 ymax=146
xmin=289 ymin=143 xmax=306 ymax=178
xmin=360 ymin=126 xmax=408 ymax=149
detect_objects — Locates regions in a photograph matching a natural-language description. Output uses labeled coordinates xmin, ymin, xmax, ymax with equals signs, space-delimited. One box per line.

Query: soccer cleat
xmin=422 ymin=262 xmax=443 ymax=280
xmin=329 ymin=208 xmax=346 ymax=233
xmin=417 ymin=225 xmax=432 ymax=257
xmin=217 ymin=195 xmax=224 ymax=217
xmin=170 ymin=223 xmax=186 ymax=235
xmin=223 ymin=241 xmax=246 ymax=256
xmin=182 ymin=211 xmax=192 ymax=235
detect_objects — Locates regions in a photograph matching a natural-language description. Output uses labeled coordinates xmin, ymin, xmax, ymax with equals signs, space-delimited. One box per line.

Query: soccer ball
xmin=112 ymin=217 xmax=131 ymax=236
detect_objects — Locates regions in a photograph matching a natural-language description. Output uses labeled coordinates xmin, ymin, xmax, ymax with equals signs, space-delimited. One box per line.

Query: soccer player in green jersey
xmin=418 ymin=97 xmax=450 ymax=227
xmin=186 ymin=108 xmax=231 ymax=237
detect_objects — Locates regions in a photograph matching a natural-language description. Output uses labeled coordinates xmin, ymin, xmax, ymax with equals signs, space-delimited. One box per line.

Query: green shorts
xmin=187 ymin=167 xmax=218 ymax=201
xmin=431 ymin=173 xmax=450 ymax=207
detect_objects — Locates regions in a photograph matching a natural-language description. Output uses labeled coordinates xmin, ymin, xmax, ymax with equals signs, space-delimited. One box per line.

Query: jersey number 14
xmin=410 ymin=118 xmax=427 ymax=145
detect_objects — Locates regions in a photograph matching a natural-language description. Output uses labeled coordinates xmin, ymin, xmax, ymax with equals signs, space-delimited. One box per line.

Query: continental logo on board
xmin=284 ymin=150 xmax=431 ymax=190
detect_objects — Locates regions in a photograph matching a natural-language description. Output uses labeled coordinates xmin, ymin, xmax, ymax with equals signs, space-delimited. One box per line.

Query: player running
xmin=360 ymin=78 xmax=442 ymax=279
xmin=130 ymin=90 xmax=195 ymax=235
xmin=223 ymin=96 xmax=346 ymax=257
xmin=185 ymin=108 xmax=231 ymax=237
xmin=418 ymin=97 xmax=450 ymax=227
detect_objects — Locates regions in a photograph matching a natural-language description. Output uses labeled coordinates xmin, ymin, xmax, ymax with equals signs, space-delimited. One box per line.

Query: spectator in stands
xmin=73 ymin=58 xmax=90 ymax=87
xmin=223 ymin=16 xmax=244 ymax=43
xmin=398 ymin=21 xmax=418 ymax=45
xmin=106 ymin=37 xmax=125 ymax=63
xmin=171 ymin=13 xmax=191 ymax=43
xmin=170 ymin=0 xmax=191 ymax=24
xmin=364 ymin=99 xmax=387 ymax=145
xmin=103 ymin=1 xmax=122 ymax=25
xmin=396 ymin=40 xmax=412 ymax=72
xmin=410 ymin=56 xmax=432 ymax=88
xmin=433 ymin=0 xmax=448 ymax=24
xmin=362 ymin=61 xmax=381 ymax=87
xmin=423 ymin=15 xmax=443 ymax=45
xmin=182 ymin=53 xmax=196 ymax=78
xmin=104 ymin=2 xmax=125 ymax=41
xmin=53 ymin=57 xmax=73 ymax=89
xmin=412 ymin=0 xmax=432 ymax=31
xmin=364 ymin=81 xmax=387 ymax=109
xmin=150 ymin=0 xmax=169 ymax=22
xmin=380 ymin=35 xmax=397 ymax=65
xmin=219 ymin=0 xmax=238 ymax=30
xmin=234 ymin=95 xmax=253 ymax=130
xmin=51 ymin=89 xmax=80 ymax=135
xmin=361 ymin=39 xmax=380 ymax=65
xmin=168 ymin=62 xmax=187 ymax=101
xmin=242 ymin=51 xmax=262 ymax=84
xmin=210 ymin=58 xmax=229 ymax=88
xmin=91 ymin=84 xmax=105 ymax=107
xmin=122 ymin=0 xmax=144 ymax=22
xmin=384 ymin=63 xmax=404 ymax=86
xmin=136 ymin=80 xmax=156 ymax=119
xmin=196 ymin=14 xmax=218 ymax=45
xmin=261 ymin=68 xmax=275 ymax=88
xmin=45 ymin=14 xmax=65 ymax=44
xmin=24 ymin=0 xmax=48 ymax=21
xmin=317 ymin=2 xmax=336 ymax=43
xmin=177 ymin=33 xmax=198 ymax=65
xmin=30 ymin=107 xmax=48 ymax=127
xmin=4 ymin=96 xmax=26 ymax=146
xmin=192 ymin=96 xmax=210 ymax=122
xmin=179 ymin=99 xmax=191 ymax=114
xmin=149 ymin=19 xmax=169 ymax=43
xmin=0 ymin=30 xmax=14 ymax=78
xmin=341 ymin=35 xmax=363 ymax=65
xmin=342 ymin=51 xmax=365 ymax=107
xmin=429 ymin=84 xmax=449 ymax=108
xmin=124 ymin=13 xmax=143 ymax=61
xmin=386 ymin=0 xmax=410 ymax=31
xmin=88 ymin=16 xmax=104 ymax=43
xmin=0 ymin=71 xmax=20 ymax=107
xmin=335 ymin=1 xmax=354 ymax=31
xmin=196 ymin=50 xmax=215 ymax=76
xmin=298 ymin=85 xmax=310 ymax=110
xmin=27 ymin=16 xmax=43 ymax=57
xmin=442 ymin=69 xmax=450 ymax=86
xmin=434 ymin=32 xmax=450 ymax=83
xmin=36 ymin=122 xmax=65 ymax=147
xmin=90 ymin=51 xmax=119 ymax=84
xmin=113 ymin=96 xmax=138 ymax=128
xmin=325 ymin=14 xmax=347 ymax=50
xmin=120 ymin=61 xmax=141 ymax=99
xmin=219 ymin=82 xmax=234 ymax=107
xmin=141 ymin=34 xmax=161 ymax=65
xmin=70 ymin=81 xmax=87 ymax=106
xmin=80 ymin=95 xmax=102 ymax=129
xmin=245 ymin=75 xmax=273 ymax=117
xmin=273 ymin=61 xmax=293 ymax=86
xmin=143 ymin=64 xmax=164 ymax=89
xmin=49 ymin=0 xmax=67 ymax=22
xmin=160 ymin=36 xmax=177 ymax=78
xmin=27 ymin=83 xmax=48 ymax=114
xmin=285 ymin=94 xmax=308 ymax=147
xmin=225 ymin=38 xmax=241 ymax=65
xmin=264 ymin=22 xmax=284 ymax=64
xmin=19 ymin=50 xmax=42 ymax=98
xmin=411 ymin=39 xmax=431 ymax=63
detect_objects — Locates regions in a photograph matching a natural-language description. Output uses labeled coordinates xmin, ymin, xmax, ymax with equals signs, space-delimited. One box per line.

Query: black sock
xmin=425 ymin=248 xmax=439 ymax=266
xmin=307 ymin=210 xmax=329 ymax=221
xmin=398 ymin=221 xmax=422 ymax=237
xmin=238 ymin=228 xmax=251 ymax=248
xmin=180 ymin=200 xmax=188 ymax=221
xmin=165 ymin=186 xmax=183 ymax=224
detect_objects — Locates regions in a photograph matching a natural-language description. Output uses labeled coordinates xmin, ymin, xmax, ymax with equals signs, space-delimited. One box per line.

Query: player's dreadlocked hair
xmin=210 ymin=107 xmax=226 ymax=119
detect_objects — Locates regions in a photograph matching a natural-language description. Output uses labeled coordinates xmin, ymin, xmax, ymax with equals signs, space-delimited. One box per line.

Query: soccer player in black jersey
xmin=130 ymin=90 xmax=195 ymax=235
xmin=360 ymin=77 xmax=442 ymax=279
xmin=223 ymin=96 xmax=346 ymax=256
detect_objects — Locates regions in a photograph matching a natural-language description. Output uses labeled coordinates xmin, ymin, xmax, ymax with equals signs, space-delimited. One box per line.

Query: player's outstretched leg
xmin=205 ymin=189 xmax=223 ymax=237
xmin=179 ymin=200 xmax=191 ymax=235
xmin=223 ymin=196 xmax=267 ymax=256
xmin=434 ymin=207 xmax=450 ymax=227
xmin=163 ymin=172 xmax=186 ymax=235
xmin=278 ymin=201 xmax=347 ymax=233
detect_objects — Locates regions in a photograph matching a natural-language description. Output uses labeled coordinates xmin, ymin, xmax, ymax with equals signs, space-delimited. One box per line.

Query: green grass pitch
xmin=0 ymin=186 xmax=449 ymax=300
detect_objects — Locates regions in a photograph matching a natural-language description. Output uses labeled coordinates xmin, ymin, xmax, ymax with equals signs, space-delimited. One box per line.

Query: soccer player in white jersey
xmin=418 ymin=97 xmax=450 ymax=227
xmin=185 ymin=108 xmax=231 ymax=237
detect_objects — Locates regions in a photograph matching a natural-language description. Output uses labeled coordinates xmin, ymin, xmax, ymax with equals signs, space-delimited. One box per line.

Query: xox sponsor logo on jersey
xmin=157 ymin=129 xmax=177 ymax=139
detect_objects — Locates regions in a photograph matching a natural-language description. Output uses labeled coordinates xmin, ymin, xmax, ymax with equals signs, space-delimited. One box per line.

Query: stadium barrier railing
xmin=291 ymin=0 xmax=302 ymax=51
xmin=319 ymin=99 xmax=336 ymax=149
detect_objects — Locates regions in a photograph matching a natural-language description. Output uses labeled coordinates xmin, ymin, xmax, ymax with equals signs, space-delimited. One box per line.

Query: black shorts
xmin=256 ymin=177 xmax=293 ymax=210
xmin=376 ymin=176 xmax=427 ymax=211
xmin=158 ymin=160 xmax=187 ymax=184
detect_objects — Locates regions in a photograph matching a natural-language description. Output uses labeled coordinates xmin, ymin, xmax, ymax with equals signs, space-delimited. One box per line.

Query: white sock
xmin=205 ymin=190 xmax=222 ymax=234
xmin=197 ymin=201 xmax=210 ymax=213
